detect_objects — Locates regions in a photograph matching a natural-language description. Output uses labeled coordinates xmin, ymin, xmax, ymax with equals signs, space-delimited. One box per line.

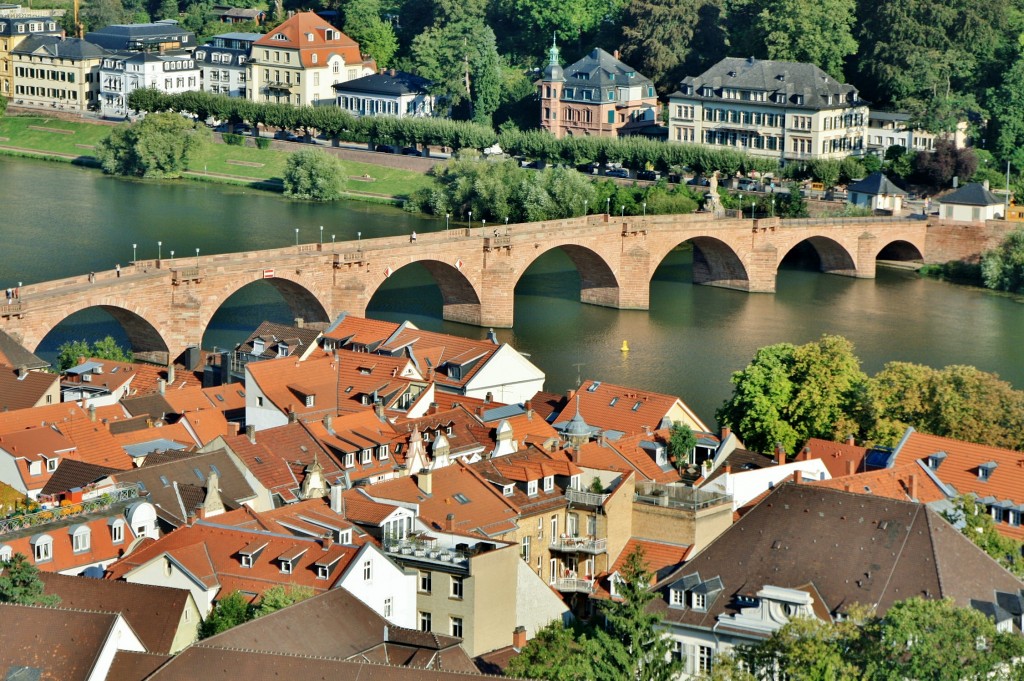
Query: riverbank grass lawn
xmin=0 ymin=115 xmax=432 ymax=200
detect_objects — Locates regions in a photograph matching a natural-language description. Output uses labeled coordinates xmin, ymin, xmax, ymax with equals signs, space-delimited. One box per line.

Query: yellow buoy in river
xmin=620 ymin=340 xmax=630 ymax=352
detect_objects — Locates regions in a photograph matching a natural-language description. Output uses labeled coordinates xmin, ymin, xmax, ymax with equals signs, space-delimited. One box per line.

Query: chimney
xmin=246 ymin=424 xmax=256 ymax=444
xmin=374 ymin=401 xmax=384 ymax=420
xmin=167 ymin=364 xmax=175 ymax=384
xmin=566 ymin=389 xmax=575 ymax=401
xmin=389 ymin=67 xmax=395 ymax=77
xmin=294 ymin=317 xmax=304 ymax=329
xmin=429 ymin=402 xmax=438 ymax=415
xmin=843 ymin=482 xmax=852 ymax=492
xmin=525 ymin=400 xmax=533 ymax=420
xmin=416 ymin=468 xmax=433 ymax=495
xmin=845 ymin=460 xmax=855 ymax=476
xmin=88 ymin=404 xmax=96 ymax=422
xmin=195 ymin=504 xmax=207 ymax=520
xmin=445 ymin=512 xmax=455 ymax=532
xmin=158 ymin=379 xmax=166 ymax=395
xmin=330 ymin=484 xmax=345 ymax=514
xmin=775 ymin=443 xmax=786 ymax=465
xmin=485 ymin=392 xmax=493 ymax=404
xmin=793 ymin=470 xmax=802 ymax=485
xmin=324 ymin=413 xmax=333 ymax=431
xmin=724 ymin=464 xmax=731 ymax=475
xmin=186 ymin=511 xmax=196 ymax=526
xmin=983 ymin=180 xmax=990 ymax=190
xmin=845 ymin=434 xmax=855 ymax=446
xmin=908 ymin=473 xmax=919 ymax=501
xmin=613 ymin=49 xmax=620 ymax=60
xmin=512 ymin=626 xmax=527 ymax=650
xmin=227 ymin=421 xmax=240 ymax=437
xmin=426 ymin=367 xmax=435 ymax=382
xmin=322 ymin=532 xmax=334 ymax=551
xmin=78 ymin=355 xmax=87 ymax=365
xmin=721 ymin=425 xmax=730 ymax=440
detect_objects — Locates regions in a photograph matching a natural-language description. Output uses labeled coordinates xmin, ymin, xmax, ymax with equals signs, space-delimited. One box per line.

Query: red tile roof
xmin=809 ymin=459 xmax=947 ymax=503
xmin=105 ymin=521 xmax=357 ymax=597
xmin=0 ymin=367 xmax=58 ymax=412
xmin=574 ymin=429 xmax=682 ymax=482
xmin=254 ymin=11 xmax=367 ymax=69
xmin=802 ymin=437 xmax=869 ymax=477
xmin=555 ymin=380 xmax=708 ymax=436
xmin=0 ymin=506 xmax=141 ymax=573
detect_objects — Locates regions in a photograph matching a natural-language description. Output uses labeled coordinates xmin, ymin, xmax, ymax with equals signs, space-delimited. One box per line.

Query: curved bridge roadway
xmin=0 ymin=212 xmax=934 ymax=364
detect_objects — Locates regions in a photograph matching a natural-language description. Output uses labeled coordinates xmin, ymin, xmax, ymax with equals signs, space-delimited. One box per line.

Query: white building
xmin=866 ymin=110 xmax=970 ymax=155
xmin=99 ymin=50 xmax=200 ymax=118
xmin=937 ymin=182 xmax=1006 ymax=221
xmin=195 ymin=32 xmax=259 ymax=98
xmin=334 ymin=69 xmax=435 ymax=118
xmin=668 ymin=57 xmax=868 ymax=163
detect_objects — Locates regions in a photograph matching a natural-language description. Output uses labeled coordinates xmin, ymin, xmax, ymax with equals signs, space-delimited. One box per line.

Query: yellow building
xmin=0 ymin=7 xmax=62 ymax=99
xmin=11 ymin=35 xmax=106 ymax=111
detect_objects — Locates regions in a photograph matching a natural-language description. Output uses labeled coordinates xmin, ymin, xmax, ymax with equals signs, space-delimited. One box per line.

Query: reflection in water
xmin=3 ymin=156 xmax=1022 ymax=427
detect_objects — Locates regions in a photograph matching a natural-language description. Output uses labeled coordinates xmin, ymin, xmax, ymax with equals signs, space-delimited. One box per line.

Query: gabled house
xmin=98 ymin=49 xmax=200 ymax=119
xmin=11 ymin=35 xmax=108 ymax=112
xmin=538 ymin=43 xmax=658 ymax=139
xmin=39 ymin=572 xmax=202 ymax=653
xmin=847 ymin=171 xmax=907 ymax=213
xmin=938 ymin=182 xmax=1006 ymax=221
xmin=61 ymin=357 xmax=139 ymax=407
xmin=334 ymin=68 xmax=435 ymax=119
xmin=651 ymin=483 xmax=1024 ymax=677
xmin=0 ymin=603 xmax=146 ymax=680
xmin=0 ymin=5 xmax=63 ymax=99
xmin=247 ymin=11 xmax=374 ymax=106
xmin=194 ymin=32 xmax=260 ymax=98
xmin=0 ymin=425 xmax=79 ymax=499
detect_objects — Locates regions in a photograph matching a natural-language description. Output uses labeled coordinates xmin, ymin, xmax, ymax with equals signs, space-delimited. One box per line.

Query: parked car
xmin=636 ymin=170 xmax=661 ymax=181
xmin=737 ymin=178 xmax=760 ymax=192
xmin=375 ymin=144 xmax=396 ymax=153
xmin=274 ymin=131 xmax=301 ymax=142
xmin=606 ymin=168 xmax=630 ymax=178
xmin=401 ymin=147 xmax=422 ymax=156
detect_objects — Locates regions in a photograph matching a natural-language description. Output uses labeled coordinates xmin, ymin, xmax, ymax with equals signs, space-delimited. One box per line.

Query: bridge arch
xmin=367 ymin=259 xmax=483 ymax=327
xmin=197 ymin=273 xmax=332 ymax=341
xmin=875 ymin=239 xmax=924 ymax=262
xmin=778 ymin=235 xmax=858 ymax=277
xmin=650 ymin=236 xmax=750 ymax=290
xmin=514 ymin=243 xmax=622 ymax=309
xmin=36 ymin=303 xmax=171 ymax=364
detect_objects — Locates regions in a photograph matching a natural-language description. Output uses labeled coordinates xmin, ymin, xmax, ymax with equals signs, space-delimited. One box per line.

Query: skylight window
xmin=193 ymin=468 xmax=205 ymax=481
xmin=453 ymin=493 xmax=470 ymax=504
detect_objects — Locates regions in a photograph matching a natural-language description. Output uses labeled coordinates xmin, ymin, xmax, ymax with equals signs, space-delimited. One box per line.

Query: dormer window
xmin=527 ymin=480 xmax=538 ymax=496
xmin=345 ymin=452 xmax=355 ymax=468
xmin=110 ymin=519 xmax=125 ymax=544
xmin=670 ymin=589 xmax=684 ymax=606
xmin=361 ymin=449 xmax=372 ymax=464
xmin=979 ymin=461 xmax=997 ymax=481
xmin=304 ymin=394 xmax=315 ymax=407
xmin=928 ymin=452 xmax=947 ymax=469
xmin=503 ymin=484 xmax=514 ymax=497
xmin=569 ymin=474 xmax=580 ymax=490
xmin=280 ymin=558 xmax=293 ymax=574
xmin=31 ymin=534 xmax=52 ymax=563
xmin=46 ymin=457 xmax=58 ymax=472
xmin=252 ymin=338 xmax=264 ymax=354
xmin=339 ymin=529 xmax=351 ymax=544
xmin=71 ymin=526 xmax=91 ymax=553
xmin=239 ymin=541 xmax=267 ymax=568
xmin=543 ymin=476 xmax=553 ymax=492
xmin=691 ymin=592 xmax=706 ymax=610
xmin=29 ymin=461 xmax=42 ymax=476
xmin=317 ymin=564 xmax=330 ymax=579
xmin=272 ymin=33 xmax=287 ymax=40
xmin=378 ymin=445 xmax=389 ymax=460
xmin=278 ymin=342 xmax=290 ymax=357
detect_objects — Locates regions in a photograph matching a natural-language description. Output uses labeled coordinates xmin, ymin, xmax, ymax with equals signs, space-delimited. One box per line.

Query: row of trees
xmin=716 ymin=335 xmax=1024 ymax=455
xmin=199 ymin=585 xmax=313 ymax=638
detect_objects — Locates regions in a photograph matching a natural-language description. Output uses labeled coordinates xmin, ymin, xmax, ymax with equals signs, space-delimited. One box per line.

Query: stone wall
xmin=923 ymin=219 xmax=1020 ymax=264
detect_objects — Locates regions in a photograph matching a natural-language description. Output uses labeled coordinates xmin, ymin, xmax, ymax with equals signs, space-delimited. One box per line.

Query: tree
xmin=56 ymin=336 xmax=133 ymax=372
xmin=619 ymin=0 xmax=702 ymax=90
xmin=599 ymin=545 xmax=683 ymax=681
xmin=744 ymin=609 xmax=869 ymax=681
xmin=0 ymin=96 xmax=7 ymax=116
xmin=506 ymin=621 xmax=612 ymax=681
xmin=716 ymin=343 xmax=799 ymax=455
xmin=81 ymin=0 xmax=126 ymax=32
xmin=356 ymin=16 xmax=398 ymax=68
xmin=760 ymin=0 xmax=857 ymax=81
xmin=254 ymin=584 xmax=314 ymax=617
xmin=155 ymin=0 xmax=178 ymax=20
xmin=199 ymin=591 xmax=253 ymax=638
xmin=668 ymin=421 xmax=696 ymax=471
xmin=96 ymin=112 xmax=210 ymax=178
xmin=981 ymin=228 xmax=1024 ymax=294
xmin=989 ymin=51 xmax=1024 ymax=171
xmin=942 ymin=496 xmax=1024 ymax=578
xmin=493 ymin=0 xmax=622 ymax=59
xmin=915 ymin=140 xmax=977 ymax=187
xmin=283 ymin=149 xmax=346 ymax=201
xmin=0 ymin=554 xmax=60 ymax=606
xmin=808 ymin=159 xmax=841 ymax=188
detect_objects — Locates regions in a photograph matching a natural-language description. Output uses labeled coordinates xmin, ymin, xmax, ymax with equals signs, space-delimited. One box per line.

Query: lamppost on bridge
xmin=332 ymin=234 xmax=336 ymax=245
xmin=606 ymin=197 xmax=610 ymax=215
xmin=482 ymin=219 xmax=487 ymax=234
xmin=771 ymin=198 xmax=775 ymax=217
xmin=505 ymin=217 xmax=509 ymax=226
xmin=357 ymin=231 xmax=361 ymax=242
xmin=158 ymin=241 xmax=162 ymax=261
xmin=295 ymin=228 xmax=299 ymax=246
xmin=319 ymin=225 xmax=323 ymax=244
xmin=132 ymin=243 xmax=137 ymax=262
xmin=584 ymin=199 xmax=588 ymax=216
xmin=468 ymin=211 xmax=472 ymax=230
xmin=446 ymin=213 xmax=450 ymax=231
xmin=620 ymin=205 xmax=625 ymax=217
xmin=642 ymin=202 xmax=646 ymax=217
xmin=751 ymin=200 xmax=755 ymax=218
xmin=170 ymin=250 xmax=174 ymax=265
xmin=739 ymin=193 xmax=743 ymax=217
xmin=195 ymin=248 xmax=200 ymax=267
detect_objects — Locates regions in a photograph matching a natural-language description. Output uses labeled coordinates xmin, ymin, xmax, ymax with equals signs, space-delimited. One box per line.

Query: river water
xmin=2 ymin=155 xmax=1022 ymax=427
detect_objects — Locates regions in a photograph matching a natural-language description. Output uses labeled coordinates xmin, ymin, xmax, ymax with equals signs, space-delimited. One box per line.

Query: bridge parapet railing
xmin=780 ymin=215 xmax=921 ymax=227
xmin=0 ymin=302 xmax=25 ymax=317
xmin=172 ymin=266 xmax=201 ymax=283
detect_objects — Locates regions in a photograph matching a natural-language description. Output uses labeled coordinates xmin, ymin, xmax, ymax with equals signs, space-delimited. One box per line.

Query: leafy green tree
xmin=254 ymin=584 xmax=314 ymax=616
xmin=759 ymin=0 xmax=857 ymax=81
xmin=716 ymin=343 xmax=799 ymax=455
xmin=0 ymin=554 xmax=60 ymax=606
xmin=0 ymin=96 xmax=8 ymax=116
xmin=357 ymin=16 xmax=398 ymax=68
xmin=494 ymin=0 xmax=623 ymax=58
xmin=96 ymin=112 xmax=210 ymax=179
xmin=942 ymin=496 xmax=1024 ymax=577
xmin=776 ymin=183 xmax=808 ymax=218
xmin=283 ymin=149 xmax=346 ymax=201
xmin=808 ymin=159 xmax=841 ymax=188
xmin=155 ymin=0 xmax=178 ymax=20
xmin=669 ymin=421 xmax=696 ymax=471
xmin=981 ymin=228 xmax=1024 ymax=294
xmin=744 ymin=609 xmax=870 ymax=681
xmin=199 ymin=591 xmax=253 ymax=638
xmin=989 ymin=51 xmax=1024 ymax=171
xmin=861 ymin=154 xmax=882 ymax=174
xmin=506 ymin=620 xmax=612 ymax=681
xmin=619 ymin=0 xmax=703 ymax=90
xmin=600 ymin=545 xmax=683 ymax=681
xmin=81 ymin=0 xmax=126 ymax=32
xmin=56 ymin=336 xmax=133 ymax=372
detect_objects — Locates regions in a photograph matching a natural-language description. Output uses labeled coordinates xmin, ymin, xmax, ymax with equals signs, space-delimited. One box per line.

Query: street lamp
xmin=620 ymin=205 xmax=625 ymax=217
xmin=446 ymin=213 xmax=450 ymax=231
xmin=771 ymin=198 xmax=775 ymax=217
xmin=482 ymin=219 xmax=487 ymax=234
xmin=195 ymin=248 xmax=200 ymax=266
xmin=319 ymin=225 xmax=323 ymax=244
xmin=357 ymin=231 xmax=361 ymax=242
xmin=170 ymin=250 xmax=174 ymax=265
xmin=295 ymin=228 xmax=299 ymax=246
xmin=751 ymin=200 xmax=755 ymax=218
xmin=606 ymin=197 xmax=610 ymax=214
xmin=584 ymin=199 xmax=588 ymax=216
xmin=505 ymin=217 xmax=509 ymax=226
xmin=332 ymin=234 xmax=336 ymax=245
xmin=468 ymin=211 xmax=472 ymax=230
xmin=132 ymin=243 xmax=137 ymax=262
xmin=642 ymin=202 xmax=647 ymax=217
xmin=157 ymin=241 xmax=162 ymax=260
xmin=739 ymin=193 xmax=743 ymax=216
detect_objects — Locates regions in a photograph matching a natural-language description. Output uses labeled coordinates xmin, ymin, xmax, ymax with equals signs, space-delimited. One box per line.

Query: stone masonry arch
xmin=649 ymin=236 xmax=750 ymax=290
xmin=512 ymin=243 xmax=623 ymax=308
xmin=33 ymin=302 xmax=171 ymax=364
xmin=875 ymin=239 xmax=925 ymax=262
xmin=777 ymin=235 xmax=858 ymax=277
xmin=365 ymin=260 xmax=483 ymax=326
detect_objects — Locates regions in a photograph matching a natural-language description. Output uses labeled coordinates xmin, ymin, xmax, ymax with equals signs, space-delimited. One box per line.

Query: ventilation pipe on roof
xmin=88 ymin=404 xmax=96 ymax=422
xmin=416 ymin=468 xmax=433 ymax=495
xmin=330 ymin=483 xmax=345 ymax=514
xmin=158 ymin=379 xmax=165 ymax=396
xmin=324 ymin=413 xmax=333 ymax=432
xmin=167 ymin=364 xmax=175 ymax=385
xmin=445 ymin=513 xmax=455 ymax=532
xmin=775 ymin=443 xmax=786 ymax=465
xmin=246 ymin=424 xmax=256 ymax=444
xmin=322 ymin=532 xmax=334 ymax=551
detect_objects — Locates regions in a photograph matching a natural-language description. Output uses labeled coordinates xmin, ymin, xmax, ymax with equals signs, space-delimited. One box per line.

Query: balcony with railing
xmin=383 ymin=537 xmax=470 ymax=568
xmin=0 ymin=484 xmax=140 ymax=535
xmin=633 ymin=482 xmax=730 ymax=511
xmin=554 ymin=576 xmax=595 ymax=593
xmin=565 ymin=488 xmax=610 ymax=507
xmin=549 ymin=535 xmax=607 ymax=554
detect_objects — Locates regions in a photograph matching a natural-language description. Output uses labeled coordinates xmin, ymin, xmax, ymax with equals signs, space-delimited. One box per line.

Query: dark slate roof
xmin=559 ymin=47 xmax=653 ymax=91
xmin=121 ymin=393 xmax=177 ymax=420
xmin=235 ymin=321 xmax=321 ymax=358
xmin=86 ymin=21 xmax=195 ymax=50
xmin=652 ymin=483 xmax=1024 ymax=636
xmin=41 ymin=459 xmax=118 ymax=496
xmin=332 ymin=70 xmax=432 ymax=95
xmin=847 ymin=171 xmax=907 ymax=196
xmin=674 ymin=57 xmax=862 ymax=110
xmin=107 ymin=651 xmax=173 ymax=681
xmin=11 ymin=35 xmax=108 ymax=59
xmin=194 ymin=44 xmax=250 ymax=68
xmin=198 ymin=586 xmax=477 ymax=671
xmin=39 ymin=572 xmax=193 ymax=654
xmin=0 ymin=367 xmax=57 ymax=412
xmin=939 ymin=182 xmax=1004 ymax=206
xmin=0 ymin=329 xmax=49 ymax=370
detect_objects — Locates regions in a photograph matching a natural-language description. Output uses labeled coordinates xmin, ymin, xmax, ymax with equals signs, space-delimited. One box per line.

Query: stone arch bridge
xmin=0 ymin=213 xmax=934 ymax=364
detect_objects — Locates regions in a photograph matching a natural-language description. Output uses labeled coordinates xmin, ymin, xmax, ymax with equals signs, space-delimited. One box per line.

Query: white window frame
xmin=33 ymin=536 xmax=52 ymax=562
xmin=451 ymin=576 xmax=463 ymax=599
xmin=362 ymin=559 xmax=372 ymax=580
xmin=72 ymin=527 xmax=91 ymax=553
xmin=692 ymin=592 xmax=706 ymax=610
xmin=419 ymin=611 xmax=431 ymax=632
xmin=280 ymin=558 xmax=292 ymax=574
xmin=383 ymin=597 xmax=393 ymax=618
xmin=420 ymin=570 xmax=432 ymax=593
xmin=451 ymin=616 xmax=463 ymax=638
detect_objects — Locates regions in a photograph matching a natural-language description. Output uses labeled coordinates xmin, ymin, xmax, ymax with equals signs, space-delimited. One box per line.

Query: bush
xmin=981 ymin=229 xmax=1024 ymax=293
xmin=222 ymin=133 xmax=245 ymax=146
xmin=96 ymin=112 xmax=211 ymax=178
xmin=283 ymin=148 xmax=346 ymax=201
xmin=254 ymin=137 xmax=270 ymax=150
